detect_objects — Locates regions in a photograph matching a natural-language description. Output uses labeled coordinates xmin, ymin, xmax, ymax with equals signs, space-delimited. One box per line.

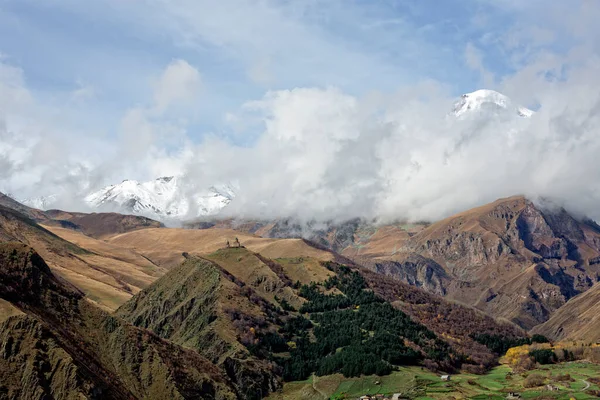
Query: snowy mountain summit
xmin=453 ymin=89 xmax=534 ymax=118
xmin=84 ymin=176 xmax=235 ymax=220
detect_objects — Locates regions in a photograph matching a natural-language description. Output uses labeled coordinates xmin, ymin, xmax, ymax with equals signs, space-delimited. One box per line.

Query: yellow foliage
xmin=505 ymin=345 xmax=531 ymax=367
xmin=287 ymin=341 xmax=297 ymax=349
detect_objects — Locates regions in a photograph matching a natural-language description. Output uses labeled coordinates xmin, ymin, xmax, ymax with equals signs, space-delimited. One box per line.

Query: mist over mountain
xmin=18 ymin=88 xmax=595 ymax=224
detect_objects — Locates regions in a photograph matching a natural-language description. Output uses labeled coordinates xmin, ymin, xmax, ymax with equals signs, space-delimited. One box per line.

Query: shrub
xmin=589 ymin=377 xmax=600 ymax=385
xmin=515 ymin=356 xmax=536 ymax=371
xmin=529 ymin=349 xmax=556 ymax=365
xmin=523 ymin=374 xmax=546 ymax=388
xmin=531 ymin=334 xmax=550 ymax=344
xmin=553 ymin=373 xmax=573 ymax=382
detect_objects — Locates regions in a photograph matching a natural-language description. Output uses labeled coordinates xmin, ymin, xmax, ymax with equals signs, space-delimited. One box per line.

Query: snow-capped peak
xmin=453 ymin=89 xmax=534 ymax=118
xmin=84 ymin=176 xmax=236 ymax=220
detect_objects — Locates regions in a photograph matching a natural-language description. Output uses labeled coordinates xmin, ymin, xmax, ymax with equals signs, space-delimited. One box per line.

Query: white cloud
xmin=152 ymin=59 xmax=201 ymax=114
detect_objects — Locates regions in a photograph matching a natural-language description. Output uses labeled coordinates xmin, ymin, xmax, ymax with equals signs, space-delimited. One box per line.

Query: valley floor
xmin=268 ymin=362 xmax=600 ymax=400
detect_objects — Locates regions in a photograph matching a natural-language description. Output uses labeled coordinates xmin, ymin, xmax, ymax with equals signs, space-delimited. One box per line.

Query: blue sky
xmin=0 ymin=0 xmax=534 ymax=140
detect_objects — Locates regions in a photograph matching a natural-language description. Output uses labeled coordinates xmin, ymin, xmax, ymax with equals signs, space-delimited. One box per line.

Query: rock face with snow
xmin=22 ymin=194 xmax=58 ymax=210
xmin=84 ymin=176 xmax=235 ymax=220
xmin=453 ymin=89 xmax=533 ymax=118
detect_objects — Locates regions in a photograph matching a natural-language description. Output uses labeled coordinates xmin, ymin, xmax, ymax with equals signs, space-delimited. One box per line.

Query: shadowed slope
xmin=0 ymin=243 xmax=238 ymax=399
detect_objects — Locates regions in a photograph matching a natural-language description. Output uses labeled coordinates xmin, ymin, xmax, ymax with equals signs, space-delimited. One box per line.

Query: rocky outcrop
xmin=419 ymin=231 xmax=512 ymax=273
xmin=357 ymin=254 xmax=449 ymax=296
xmin=516 ymin=204 xmax=568 ymax=259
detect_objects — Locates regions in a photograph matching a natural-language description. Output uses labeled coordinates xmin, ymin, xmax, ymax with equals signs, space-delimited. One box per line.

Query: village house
xmin=545 ymin=384 xmax=559 ymax=391
xmin=441 ymin=375 xmax=451 ymax=381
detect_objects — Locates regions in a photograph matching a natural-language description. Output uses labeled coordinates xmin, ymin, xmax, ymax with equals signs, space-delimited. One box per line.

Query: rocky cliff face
xmin=355 ymin=254 xmax=449 ymax=296
xmin=405 ymin=197 xmax=600 ymax=329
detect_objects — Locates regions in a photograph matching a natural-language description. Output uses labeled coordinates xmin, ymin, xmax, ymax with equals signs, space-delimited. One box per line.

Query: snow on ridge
xmin=84 ymin=176 xmax=236 ymax=220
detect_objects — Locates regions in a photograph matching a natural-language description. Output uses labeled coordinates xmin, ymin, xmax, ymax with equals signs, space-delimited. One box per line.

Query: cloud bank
xmin=2 ymin=1 xmax=600 ymax=223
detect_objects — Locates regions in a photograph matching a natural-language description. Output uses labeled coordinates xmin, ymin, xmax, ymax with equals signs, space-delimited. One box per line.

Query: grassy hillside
xmin=4 ymin=211 xmax=163 ymax=311
xmin=107 ymin=227 xmax=334 ymax=268
xmin=116 ymin=253 xmax=282 ymax=399
xmin=0 ymin=243 xmax=238 ymax=399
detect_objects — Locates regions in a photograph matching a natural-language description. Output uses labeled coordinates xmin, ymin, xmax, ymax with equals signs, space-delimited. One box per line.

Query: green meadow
xmin=267 ymin=362 xmax=600 ymax=400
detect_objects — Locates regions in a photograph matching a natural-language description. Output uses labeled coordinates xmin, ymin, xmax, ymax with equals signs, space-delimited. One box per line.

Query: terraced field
xmin=267 ymin=362 xmax=600 ymax=400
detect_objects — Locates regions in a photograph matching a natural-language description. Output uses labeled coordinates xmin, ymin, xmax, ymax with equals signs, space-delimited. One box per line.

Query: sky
xmin=1 ymin=0 xmax=600 ymax=222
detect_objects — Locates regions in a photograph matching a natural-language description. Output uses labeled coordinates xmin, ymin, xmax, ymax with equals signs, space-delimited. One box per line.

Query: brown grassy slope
xmin=42 ymin=225 xmax=167 ymax=289
xmin=274 ymin=256 xmax=336 ymax=285
xmin=0 ymin=243 xmax=238 ymax=400
xmin=116 ymin=251 xmax=284 ymax=399
xmin=0 ymin=206 xmax=163 ymax=311
xmin=43 ymin=209 xmax=163 ymax=238
xmin=0 ymin=191 xmax=163 ymax=238
xmin=0 ymin=298 xmax=23 ymax=323
xmin=0 ymin=200 xmax=334 ymax=312
xmin=532 ymin=281 xmax=600 ymax=342
xmin=0 ymin=192 xmax=48 ymax=221
xmin=107 ymin=228 xmax=334 ymax=268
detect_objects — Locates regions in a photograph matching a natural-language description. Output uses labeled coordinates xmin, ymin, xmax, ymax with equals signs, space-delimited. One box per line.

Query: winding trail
xmin=582 ymin=380 xmax=591 ymax=391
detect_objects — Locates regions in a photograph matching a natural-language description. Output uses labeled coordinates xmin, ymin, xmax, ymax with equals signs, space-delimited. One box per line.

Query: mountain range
xmin=23 ymin=176 xmax=236 ymax=221
xmin=0 ymin=191 xmax=532 ymax=398
xmin=2 ymin=185 xmax=600 ymax=398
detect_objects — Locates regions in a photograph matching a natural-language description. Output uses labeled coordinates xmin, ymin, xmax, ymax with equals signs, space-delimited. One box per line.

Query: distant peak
xmin=453 ymin=89 xmax=533 ymax=118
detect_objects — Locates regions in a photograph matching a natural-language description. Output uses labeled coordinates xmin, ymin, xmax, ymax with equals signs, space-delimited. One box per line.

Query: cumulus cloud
xmin=152 ymin=59 xmax=201 ymax=114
